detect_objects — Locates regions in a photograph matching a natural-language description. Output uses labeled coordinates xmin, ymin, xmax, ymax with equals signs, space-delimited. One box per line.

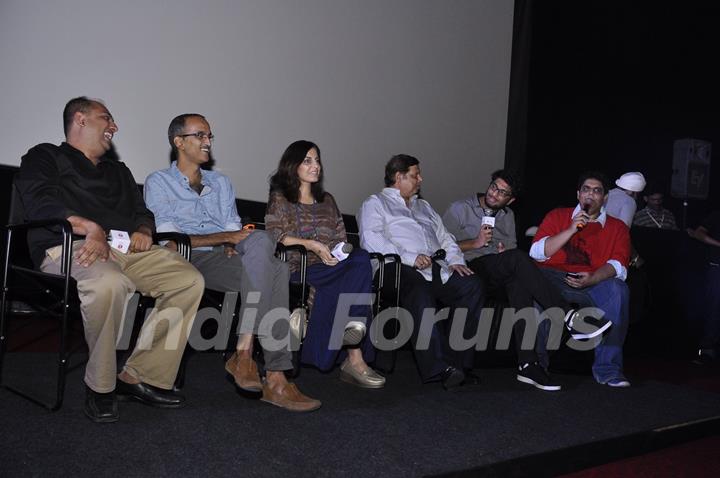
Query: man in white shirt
xmin=605 ymin=172 xmax=646 ymax=227
xmin=358 ymin=154 xmax=485 ymax=390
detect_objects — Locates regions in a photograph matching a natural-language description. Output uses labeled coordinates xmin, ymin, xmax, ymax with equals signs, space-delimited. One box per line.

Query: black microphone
xmin=576 ymin=203 xmax=591 ymax=231
xmin=431 ymin=249 xmax=446 ymax=262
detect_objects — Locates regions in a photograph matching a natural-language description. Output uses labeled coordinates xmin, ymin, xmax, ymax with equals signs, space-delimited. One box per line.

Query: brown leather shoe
xmin=225 ymin=351 xmax=262 ymax=392
xmin=261 ymin=382 xmax=322 ymax=412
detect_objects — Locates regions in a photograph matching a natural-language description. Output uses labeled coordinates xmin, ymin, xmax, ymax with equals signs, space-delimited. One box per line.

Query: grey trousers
xmin=41 ymin=244 xmax=205 ymax=393
xmin=190 ymin=230 xmax=292 ymax=371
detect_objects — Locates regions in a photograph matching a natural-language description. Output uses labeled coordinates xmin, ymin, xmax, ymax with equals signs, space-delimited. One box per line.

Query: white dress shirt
xmin=358 ymin=187 xmax=465 ymax=283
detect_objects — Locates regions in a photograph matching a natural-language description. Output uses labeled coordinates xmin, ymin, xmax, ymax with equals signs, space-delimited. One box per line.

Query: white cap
xmin=616 ymin=172 xmax=646 ymax=192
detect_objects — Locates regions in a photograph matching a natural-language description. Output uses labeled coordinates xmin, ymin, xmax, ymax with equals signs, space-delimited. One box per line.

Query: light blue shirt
xmin=144 ymin=162 xmax=242 ymax=250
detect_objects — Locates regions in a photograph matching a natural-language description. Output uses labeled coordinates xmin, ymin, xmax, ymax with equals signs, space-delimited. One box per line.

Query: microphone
xmin=576 ymin=204 xmax=591 ymax=231
xmin=331 ymin=241 xmax=353 ymax=261
xmin=431 ymin=249 xmax=446 ymax=262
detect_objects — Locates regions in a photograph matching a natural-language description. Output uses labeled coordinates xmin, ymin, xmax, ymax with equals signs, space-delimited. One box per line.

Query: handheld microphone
xmin=431 ymin=249 xmax=446 ymax=262
xmin=576 ymin=204 xmax=591 ymax=231
xmin=331 ymin=242 xmax=353 ymax=261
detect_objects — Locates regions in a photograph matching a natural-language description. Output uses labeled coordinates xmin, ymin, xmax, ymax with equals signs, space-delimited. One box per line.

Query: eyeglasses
xmin=178 ymin=131 xmax=214 ymax=141
xmin=488 ymin=181 xmax=512 ymax=198
xmin=580 ymin=185 xmax=604 ymax=195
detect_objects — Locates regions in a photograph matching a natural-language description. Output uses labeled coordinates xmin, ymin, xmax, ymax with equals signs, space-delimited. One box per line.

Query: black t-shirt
xmin=16 ymin=142 xmax=154 ymax=267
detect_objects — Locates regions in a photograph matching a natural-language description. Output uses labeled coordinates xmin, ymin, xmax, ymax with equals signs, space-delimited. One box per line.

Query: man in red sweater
xmin=530 ymin=171 xmax=632 ymax=387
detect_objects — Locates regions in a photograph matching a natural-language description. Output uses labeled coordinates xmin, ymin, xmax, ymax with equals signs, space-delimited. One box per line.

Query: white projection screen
xmin=0 ymin=0 xmax=513 ymax=215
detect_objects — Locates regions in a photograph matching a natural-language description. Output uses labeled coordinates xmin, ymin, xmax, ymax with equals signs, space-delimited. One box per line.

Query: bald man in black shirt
xmin=16 ymin=96 xmax=205 ymax=423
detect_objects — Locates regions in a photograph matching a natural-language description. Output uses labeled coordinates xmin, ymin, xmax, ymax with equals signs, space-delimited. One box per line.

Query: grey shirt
xmin=442 ymin=193 xmax=517 ymax=261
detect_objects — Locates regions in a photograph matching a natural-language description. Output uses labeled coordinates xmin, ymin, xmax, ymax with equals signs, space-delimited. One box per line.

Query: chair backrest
xmin=6 ymin=182 xmax=35 ymax=270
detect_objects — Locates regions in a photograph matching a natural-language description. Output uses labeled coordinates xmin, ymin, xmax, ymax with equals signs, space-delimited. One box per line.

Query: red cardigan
xmin=532 ymin=208 xmax=630 ymax=274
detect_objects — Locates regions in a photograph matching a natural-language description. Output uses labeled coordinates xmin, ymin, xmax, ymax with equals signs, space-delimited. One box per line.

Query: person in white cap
xmin=605 ymin=172 xmax=646 ymax=227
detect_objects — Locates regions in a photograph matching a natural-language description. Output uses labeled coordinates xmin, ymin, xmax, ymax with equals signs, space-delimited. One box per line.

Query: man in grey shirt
xmin=443 ymin=170 xmax=587 ymax=391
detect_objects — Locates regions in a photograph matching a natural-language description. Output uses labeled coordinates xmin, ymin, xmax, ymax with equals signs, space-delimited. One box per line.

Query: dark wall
xmin=513 ymin=1 xmax=719 ymax=233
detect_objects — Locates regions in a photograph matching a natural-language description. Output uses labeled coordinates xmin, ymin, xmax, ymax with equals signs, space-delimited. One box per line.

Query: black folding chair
xmin=0 ymin=181 xmax=191 ymax=410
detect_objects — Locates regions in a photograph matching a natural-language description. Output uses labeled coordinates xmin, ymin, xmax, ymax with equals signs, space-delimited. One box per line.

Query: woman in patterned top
xmin=265 ymin=140 xmax=384 ymax=388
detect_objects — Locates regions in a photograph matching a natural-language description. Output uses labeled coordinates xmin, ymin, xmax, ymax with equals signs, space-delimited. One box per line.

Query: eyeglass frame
xmin=177 ymin=131 xmax=215 ymax=141
xmin=488 ymin=181 xmax=513 ymax=198
xmin=579 ymin=185 xmax=605 ymax=195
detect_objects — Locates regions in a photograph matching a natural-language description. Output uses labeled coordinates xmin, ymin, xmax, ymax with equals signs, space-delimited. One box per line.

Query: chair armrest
xmin=153 ymin=232 xmax=192 ymax=261
xmin=381 ymin=253 xmax=402 ymax=308
xmin=275 ymin=243 xmax=307 ymax=259
xmin=6 ymin=218 xmax=73 ymax=234
xmin=5 ymin=219 xmax=74 ymax=276
xmin=275 ymin=243 xmax=309 ymax=308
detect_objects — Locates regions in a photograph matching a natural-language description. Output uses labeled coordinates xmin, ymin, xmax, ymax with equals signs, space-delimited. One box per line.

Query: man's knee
xmin=402 ymin=282 xmax=435 ymax=313
xmin=78 ymin=269 xmax=134 ymax=302
xmin=183 ymin=265 xmax=206 ymax=296
xmin=242 ymin=230 xmax=276 ymax=255
xmin=605 ymin=278 xmax=629 ymax=303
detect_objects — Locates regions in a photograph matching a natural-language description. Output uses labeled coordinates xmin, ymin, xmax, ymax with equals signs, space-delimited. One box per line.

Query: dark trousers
xmin=699 ymin=262 xmax=720 ymax=350
xmin=468 ymin=249 xmax=570 ymax=364
xmin=291 ymin=249 xmax=375 ymax=371
xmin=386 ymin=263 xmax=484 ymax=381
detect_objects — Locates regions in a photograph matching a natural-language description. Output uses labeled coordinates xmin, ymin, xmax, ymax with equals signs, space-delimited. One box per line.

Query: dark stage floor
xmin=1 ymin=351 xmax=719 ymax=477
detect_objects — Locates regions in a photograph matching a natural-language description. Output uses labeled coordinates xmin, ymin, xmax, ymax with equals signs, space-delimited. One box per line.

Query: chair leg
xmin=50 ymin=295 xmax=72 ymax=411
xmin=0 ymin=289 xmax=9 ymax=386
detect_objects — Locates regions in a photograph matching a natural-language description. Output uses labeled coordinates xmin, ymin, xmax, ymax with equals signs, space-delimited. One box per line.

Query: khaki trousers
xmin=41 ymin=243 xmax=204 ymax=393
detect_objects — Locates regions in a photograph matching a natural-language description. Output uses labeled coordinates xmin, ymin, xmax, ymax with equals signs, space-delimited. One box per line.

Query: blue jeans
xmin=540 ymin=269 xmax=629 ymax=383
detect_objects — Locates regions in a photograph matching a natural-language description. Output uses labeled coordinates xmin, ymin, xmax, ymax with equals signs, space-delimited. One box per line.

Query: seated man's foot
xmin=602 ymin=377 xmax=631 ymax=388
xmin=441 ymin=366 xmax=465 ymax=391
xmin=564 ymin=309 xmax=612 ymax=340
xmin=342 ymin=321 xmax=367 ymax=346
xmin=225 ymin=351 xmax=263 ymax=392
xmin=116 ymin=380 xmax=186 ymax=408
xmin=463 ymin=370 xmax=481 ymax=386
xmin=516 ymin=362 xmax=561 ymax=391
xmin=84 ymin=386 xmax=119 ymax=423
xmin=261 ymin=381 xmax=322 ymax=412
xmin=339 ymin=359 xmax=386 ymax=389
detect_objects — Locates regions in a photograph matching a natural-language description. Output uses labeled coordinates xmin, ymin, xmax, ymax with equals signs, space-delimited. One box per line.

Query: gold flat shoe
xmin=339 ymin=360 xmax=386 ymax=389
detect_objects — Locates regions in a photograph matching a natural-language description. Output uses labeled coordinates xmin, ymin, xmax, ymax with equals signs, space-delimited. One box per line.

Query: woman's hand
xmin=308 ymin=240 xmax=339 ymax=266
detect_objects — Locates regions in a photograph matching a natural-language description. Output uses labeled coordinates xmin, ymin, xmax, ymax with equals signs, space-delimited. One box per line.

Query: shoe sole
xmin=339 ymin=370 xmax=385 ymax=389
xmin=516 ymin=374 xmax=561 ymax=391
xmin=570 ymin=320 xmax=612 ymax=340
xmin=260 ymin=397 xmax=322 ymax=412
xmin=224 ymin=364 xmax=263 ymax=392
xmin=116 ymin=393 xmax=185 ymax=409
xmin=84 ymin=409 xmax=119 ymax=423
xmin=342 ymin=325 xmax=366 ymax=346
xmin=606 ymin=381 xmax=631 ymax=388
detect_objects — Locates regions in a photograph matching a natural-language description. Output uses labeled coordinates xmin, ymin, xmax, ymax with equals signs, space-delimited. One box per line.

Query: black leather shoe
xmin=441 ymin=366 xmax=465 ymax=390
xmin=85 ymin=386 xmax=119 ymax=423
xmin=116 ymin=380 xmax=185 ymax=408
xmin=463 ymin=371 xmax=481 ymax=386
